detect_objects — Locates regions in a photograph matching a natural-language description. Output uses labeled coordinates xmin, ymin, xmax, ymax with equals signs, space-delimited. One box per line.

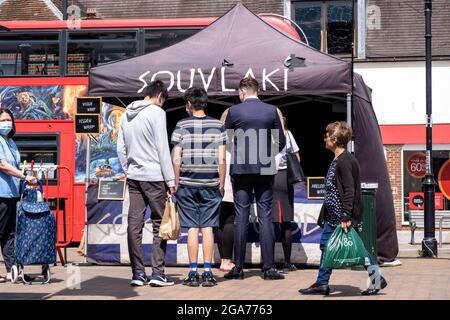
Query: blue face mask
xmin=0 ymin=121 xmax=13 ymax=136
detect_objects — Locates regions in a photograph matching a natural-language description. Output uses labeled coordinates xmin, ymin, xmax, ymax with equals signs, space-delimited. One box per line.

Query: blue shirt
xmin=171 ymin=116 xmax=227 ymax=188
xmin=324 ymin=160 xmax=343 ymax=227
xmin=0 ymin=136 xmax=21 ymax=198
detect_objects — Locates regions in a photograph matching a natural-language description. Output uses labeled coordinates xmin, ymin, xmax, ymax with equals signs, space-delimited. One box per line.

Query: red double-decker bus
xmin=0 ymin=17 xmax=300 ymax=245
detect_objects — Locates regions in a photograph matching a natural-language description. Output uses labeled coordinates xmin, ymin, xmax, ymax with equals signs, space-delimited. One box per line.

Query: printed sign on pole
xmin=75 ymin=114 xmax=100 ymax=134
xmin=409 ymin=192 xmax=444 ymax=210
xmin=77 ymin=97 xmax=102 ymax=114
xmin=307 ymin=177 xmax=325 ymax=199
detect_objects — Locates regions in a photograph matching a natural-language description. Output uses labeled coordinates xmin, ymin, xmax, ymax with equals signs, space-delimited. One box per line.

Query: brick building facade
xmin=385 ymin=145 xmax=404 ymax=230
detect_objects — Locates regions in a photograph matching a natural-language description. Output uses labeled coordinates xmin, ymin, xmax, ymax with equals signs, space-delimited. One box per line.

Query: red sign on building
xmin=406 ymin=153 xmax=427 ymax=178
xmin=438 ymin=159 xmax=450 ymax=200
xmin=409 ymin=192 xmax=444 ymax=210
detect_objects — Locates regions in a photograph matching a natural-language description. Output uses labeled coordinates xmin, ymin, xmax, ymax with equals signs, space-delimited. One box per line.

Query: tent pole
xmin=348 ymin=0 xmax=355 ymax=154
xmin=346 ymin=93 xmax=353 ymax=153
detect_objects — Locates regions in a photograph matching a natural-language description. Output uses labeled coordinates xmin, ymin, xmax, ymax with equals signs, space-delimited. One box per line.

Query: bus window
xmin=145 ymin=28 xmax=201 ymax=53
xmin=0 ymin=32 xmax=60 ymax=76
xmin=67 ymin=30 xmax=138 ymax=75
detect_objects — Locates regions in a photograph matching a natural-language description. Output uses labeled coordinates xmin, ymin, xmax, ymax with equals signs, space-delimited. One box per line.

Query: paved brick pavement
xmin=1 ymin=242 xmax=449 ymax=300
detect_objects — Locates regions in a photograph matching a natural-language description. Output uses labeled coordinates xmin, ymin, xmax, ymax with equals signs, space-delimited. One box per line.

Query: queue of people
xmin=114 ymin=77 xmax=387 ymax=295
xmin=0 ymin=77 xmax=387 ymax=296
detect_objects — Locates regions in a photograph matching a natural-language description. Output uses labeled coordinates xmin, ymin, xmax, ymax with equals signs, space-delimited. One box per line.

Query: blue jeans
xmin=316 ymin=222 xmax=378 ymax=285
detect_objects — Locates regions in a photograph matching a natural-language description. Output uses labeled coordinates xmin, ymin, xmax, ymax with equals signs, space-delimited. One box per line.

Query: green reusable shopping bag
xmin=323 ymin=226 xmax=367 ymax=269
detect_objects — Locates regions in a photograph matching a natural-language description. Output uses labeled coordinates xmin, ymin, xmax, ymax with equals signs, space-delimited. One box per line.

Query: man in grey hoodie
xmin=117 ymin=80 xmax=176 ymax=287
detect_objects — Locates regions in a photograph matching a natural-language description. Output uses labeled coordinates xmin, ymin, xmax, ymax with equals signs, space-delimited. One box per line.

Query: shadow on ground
xmin=396 ymin=256 xmax=450 ymax=261
xmin=44 ymin=276 xmax=141 ymax=299
xmin=325 ymin=285 xmax=386 ymax=297
xmin=0 ymin=292 xmax=49 ymax=300
xmin=216 ymin=269 xmax=277 ymax=282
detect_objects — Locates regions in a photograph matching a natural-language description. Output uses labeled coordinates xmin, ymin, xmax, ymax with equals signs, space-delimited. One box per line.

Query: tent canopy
xmin=88 ymin=3 xmax=398 ymax=263
xmin=88 ymin=3 xmax=351 ymax=98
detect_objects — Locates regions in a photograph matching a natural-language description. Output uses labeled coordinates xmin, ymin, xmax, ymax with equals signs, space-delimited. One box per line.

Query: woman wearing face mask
xmin=0 ymin=108 xmax=36 ymax=283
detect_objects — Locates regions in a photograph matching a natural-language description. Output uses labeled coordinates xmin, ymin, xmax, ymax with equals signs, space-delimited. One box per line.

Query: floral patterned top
xmin=324 ymin=160 xmax=343 ymax=227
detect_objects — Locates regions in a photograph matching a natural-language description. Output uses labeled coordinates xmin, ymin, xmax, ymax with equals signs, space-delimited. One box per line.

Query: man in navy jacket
xmin=224 ymin=77 xmax=286 ymax=280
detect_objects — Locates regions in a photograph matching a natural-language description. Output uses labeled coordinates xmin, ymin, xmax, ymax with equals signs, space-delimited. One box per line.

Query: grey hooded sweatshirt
xmin=117 ymin=100 xmax=175 ymax=187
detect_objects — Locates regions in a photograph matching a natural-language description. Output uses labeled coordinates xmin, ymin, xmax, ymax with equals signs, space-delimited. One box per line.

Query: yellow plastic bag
xmin=158 ymin=196 xmax=180 ymax=240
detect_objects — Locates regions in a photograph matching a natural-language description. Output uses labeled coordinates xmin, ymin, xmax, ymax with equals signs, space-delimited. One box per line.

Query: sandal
xmin=222 ymin=263 xmax=235 ymax=273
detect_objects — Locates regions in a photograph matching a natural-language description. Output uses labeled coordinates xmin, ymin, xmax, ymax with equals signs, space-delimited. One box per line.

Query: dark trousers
xmin=0 ymin=198 xmax=18 ymax=273
xmin=216 ymin=202 xmax=235 ymax=260
xmin=274 ymin=222 xmax=293 ymax=264
xmin=127 ymin=180 xmax=167 ymax=275
xmin=232 ymin=174 xmax=275 ymax=270
xmin=317 ymin=222 xmax=378 ymax=285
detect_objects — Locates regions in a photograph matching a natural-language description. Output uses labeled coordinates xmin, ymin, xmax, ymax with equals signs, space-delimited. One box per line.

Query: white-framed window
xmin=291 ymin=0 xmax=355 ymax=56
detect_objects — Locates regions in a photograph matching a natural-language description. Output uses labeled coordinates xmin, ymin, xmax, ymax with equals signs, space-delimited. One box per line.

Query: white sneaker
xmin=380 ymin=259 xmax=402 ymax=267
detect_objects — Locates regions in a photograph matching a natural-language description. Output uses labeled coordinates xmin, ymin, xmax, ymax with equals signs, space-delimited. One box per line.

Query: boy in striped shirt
xmin=171 ymin=87 xmax=227 ymax=287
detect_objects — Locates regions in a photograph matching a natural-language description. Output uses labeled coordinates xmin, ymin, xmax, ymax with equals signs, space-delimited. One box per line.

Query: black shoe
xmin=263 ymin=268 xmax=285 ymax=280
xmin=149 ymin=272 xmax=175 ymax=287
xmin=130 ymin=272 xmax=149 ymax=287
xmin=299 ymin=283 xmax=330 ymax=296
xmin=201 ymin=272 xmax=218 ymax=287
xmin=283 ymin=263 xmax=297 ymax=273
xmin=183 ymin=271 xmax=200 ymax=287
xmin=224 ymin=267 xmax=244 ymax=279
xmin=361 ymin=276 xmax=388 ymax=295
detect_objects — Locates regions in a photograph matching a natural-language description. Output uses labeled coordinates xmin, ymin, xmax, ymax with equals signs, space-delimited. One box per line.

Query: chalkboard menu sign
xmin=307 ymin=177 xmax=326 ymax=199
xmin=77 ymin=97 xmax=102 ymax=114
xmin=98 ymin=179 xmax=127 ymax=200
xmin=75 ymin=114 xmax=100 ymax=134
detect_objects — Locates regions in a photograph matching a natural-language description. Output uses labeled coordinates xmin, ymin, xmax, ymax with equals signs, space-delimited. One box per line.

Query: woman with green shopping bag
xmin=299 ymin=121 xmax=387 ymax=296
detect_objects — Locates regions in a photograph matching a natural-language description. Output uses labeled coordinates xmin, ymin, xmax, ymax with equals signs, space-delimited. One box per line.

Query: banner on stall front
xmin=86 ymin=182 xmax=323 ymax=266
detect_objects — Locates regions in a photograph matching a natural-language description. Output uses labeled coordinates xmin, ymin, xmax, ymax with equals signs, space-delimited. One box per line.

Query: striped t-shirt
xmin=171 ymin=116 xmax=227 ymax=188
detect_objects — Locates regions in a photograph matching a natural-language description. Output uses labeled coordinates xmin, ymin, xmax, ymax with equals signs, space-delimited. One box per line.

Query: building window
xmin=403 ymin=149 xmax=450 ymax=222
xmin=0 ymin=32 xmax=60 ymax=76
xmin=292 ymin=0 xmax=354 ymax=55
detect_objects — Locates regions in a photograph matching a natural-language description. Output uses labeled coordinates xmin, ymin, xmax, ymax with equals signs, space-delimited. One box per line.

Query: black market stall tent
xmin=88 ymin=3 xmax=398 ymax=263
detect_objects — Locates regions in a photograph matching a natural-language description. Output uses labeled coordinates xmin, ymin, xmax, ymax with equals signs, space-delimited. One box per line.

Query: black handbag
xmin=317 ymin=205 xmax=326 ymax=228
xmin=286 ymin=132 xmax=306 ymax=184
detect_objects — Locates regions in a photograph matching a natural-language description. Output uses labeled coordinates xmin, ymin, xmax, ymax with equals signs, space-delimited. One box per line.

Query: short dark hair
xmin=239 ymin=77 xmax=259 ymax=93
xmin=184 ymin=87 xmax=208 ymax=110
xmin=145 ymin=80 xmax=168 ymax=100
xmin=0 ymin=108 xmax=16 ymax=139
xmin=326 ymin=121 xmax=352 ymax=148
